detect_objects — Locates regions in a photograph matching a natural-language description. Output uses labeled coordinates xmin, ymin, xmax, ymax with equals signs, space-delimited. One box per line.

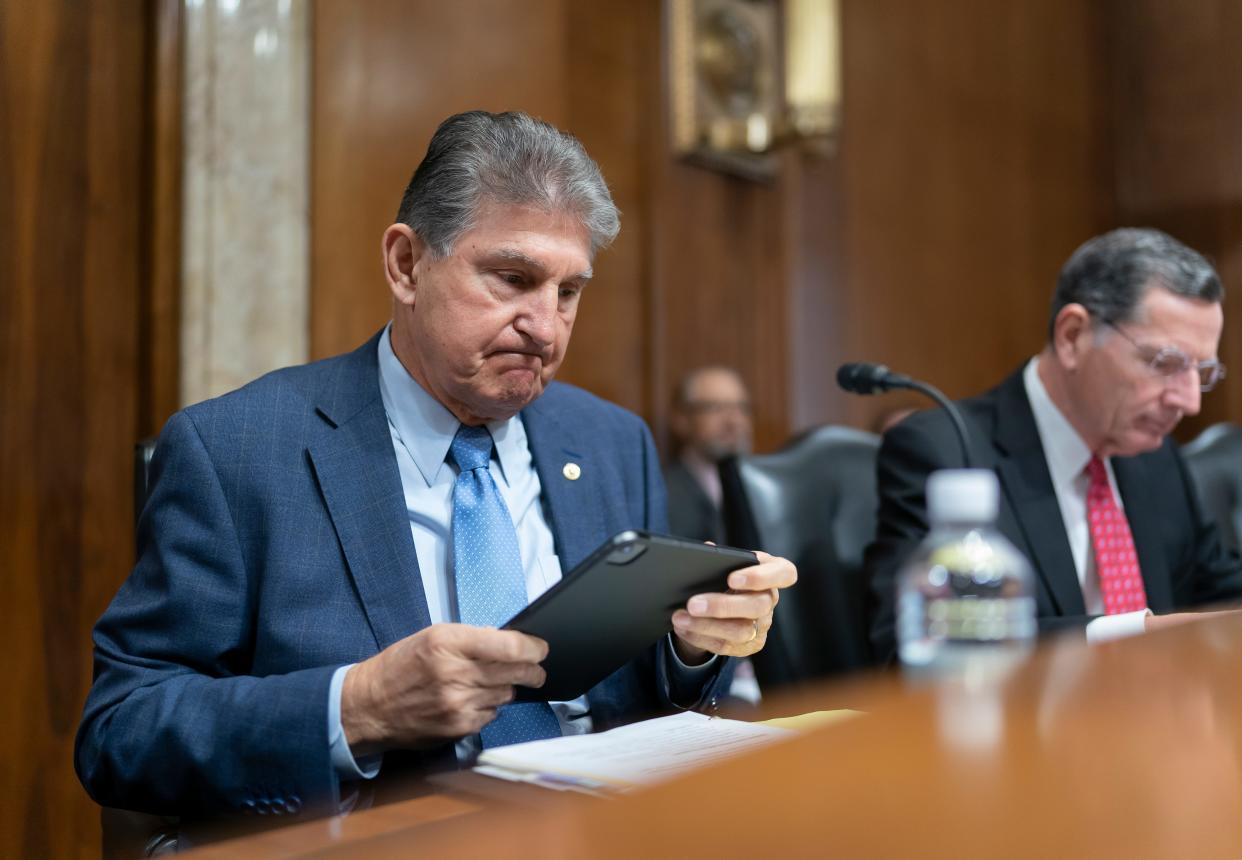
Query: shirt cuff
xmin=1085 ymin=609 xmax=1151 ymax=644
xmin=665 ymin=632 xmax=719 ymax=676
xmin=329 ymin=664 xmax=382 ymax=780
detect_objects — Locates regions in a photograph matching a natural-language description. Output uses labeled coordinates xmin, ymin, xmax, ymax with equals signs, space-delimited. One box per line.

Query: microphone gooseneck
xmin=836 ymin=362 xmax=974 ymax=468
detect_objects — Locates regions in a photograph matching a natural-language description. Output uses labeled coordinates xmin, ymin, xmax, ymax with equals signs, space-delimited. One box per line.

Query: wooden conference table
xmin=186 ymin=614 xmax=1242 ymax=859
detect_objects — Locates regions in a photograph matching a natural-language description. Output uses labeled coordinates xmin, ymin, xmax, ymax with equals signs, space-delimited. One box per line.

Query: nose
xmin=514 ymin=284 xmax=558 ymax=347
xmin=1164 ymin=368 xmax=1202 ymax=416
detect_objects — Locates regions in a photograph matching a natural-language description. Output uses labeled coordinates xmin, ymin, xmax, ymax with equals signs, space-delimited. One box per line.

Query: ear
xmin=1051 ymin=303 xmax=1094 ymax=371
xmin=382 ymin=224 xmax=426 ymax=306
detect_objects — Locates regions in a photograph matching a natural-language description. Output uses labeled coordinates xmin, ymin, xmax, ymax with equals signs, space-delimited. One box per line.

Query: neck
xmin=681 ymin=446 xmax=720 ymax=470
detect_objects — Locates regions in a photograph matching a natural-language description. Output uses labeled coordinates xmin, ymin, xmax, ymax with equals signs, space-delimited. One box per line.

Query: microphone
xmin=837 ymin=362 xmax=974 ymax=468
xmin=836 ymin=362 xmax=912 ymax=395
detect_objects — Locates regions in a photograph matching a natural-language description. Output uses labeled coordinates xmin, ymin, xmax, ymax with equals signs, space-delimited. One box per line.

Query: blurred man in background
xmin=665 ymin=367 xmax=753 ymax=543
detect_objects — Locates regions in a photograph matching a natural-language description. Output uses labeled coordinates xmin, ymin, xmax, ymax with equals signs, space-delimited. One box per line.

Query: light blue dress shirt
xmin=327 ymin=327 xmax=716 ymax=781
xmin=330 ymin=325 xmax=725 ymax=780
xmin=327 ymin=327 xmax=588 ymax=778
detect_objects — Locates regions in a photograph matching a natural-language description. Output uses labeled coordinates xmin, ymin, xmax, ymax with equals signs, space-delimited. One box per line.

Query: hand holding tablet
xmin=504 ymin=531 xmax=764 ymax=701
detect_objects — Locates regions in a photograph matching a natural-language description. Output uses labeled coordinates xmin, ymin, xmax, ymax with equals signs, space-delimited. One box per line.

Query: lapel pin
xmin=562 ymin=462 xmax=581 ymax=481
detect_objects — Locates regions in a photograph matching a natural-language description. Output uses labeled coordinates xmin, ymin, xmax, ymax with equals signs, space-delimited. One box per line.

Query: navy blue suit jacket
xmin=76 ymin=332 xmax=730 ymax=817
xmin=865 ymin=367 xmax=1242 ymax=662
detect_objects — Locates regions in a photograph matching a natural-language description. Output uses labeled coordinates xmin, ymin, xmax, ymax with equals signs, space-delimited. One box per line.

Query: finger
xmin=685 ymin=591 xmax=774 ymax=620
xmin=729 ymin=556 xmax=797 ymax=589
xmin=470 ymin=684 xmax=518 ymax=710
xmin=672 ymin=628 xmax=731 ymax=656
xmin=673 ymin=612 xmax=760 ymax=645
xmin=437 ymin=683 xmax=516 ymax=718
xmin=674 ymin=607 xmax=773 ymax=634
xmin=727 ymin=556 xmax=797 ymax=591
xmin=434 ymin=624 xmax=550 ymax=664
xmin=453 ymin=702 xmax=505 ymax=737
xmin=475 ymin=659 xmax=548 ymax=689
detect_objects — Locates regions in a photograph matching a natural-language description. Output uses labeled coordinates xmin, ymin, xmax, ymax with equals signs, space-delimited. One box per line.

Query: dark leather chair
xmin=719 ymin=425 xmax=880 ymax=690
xmin=1182 ymin=423 xmax=1242 ymax=554
xmin=99 ymin=439 xmax=178 ymax=859
xmin=133 ymin=438 xmax=157 ymax=532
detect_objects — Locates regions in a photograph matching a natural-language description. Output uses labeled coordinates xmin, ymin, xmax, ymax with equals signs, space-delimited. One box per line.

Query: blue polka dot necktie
xmin=449 ymin=424 xmax=560 ymax=748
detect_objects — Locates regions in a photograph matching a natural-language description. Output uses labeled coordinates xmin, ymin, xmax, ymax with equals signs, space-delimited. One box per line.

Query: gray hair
xmin=1048 ymin=227 xmax=1223 ymax=341
xmin=395 ymin=111 xmax=620 ymax=259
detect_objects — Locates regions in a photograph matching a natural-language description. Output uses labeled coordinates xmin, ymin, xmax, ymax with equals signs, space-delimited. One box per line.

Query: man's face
xmin=391 ymin=203 xmax=592 ymax=424
xmin=676 ymin=370 xmax=753 ymax=461
xmin=1065 ymin=288 xmax=1223 ymax=457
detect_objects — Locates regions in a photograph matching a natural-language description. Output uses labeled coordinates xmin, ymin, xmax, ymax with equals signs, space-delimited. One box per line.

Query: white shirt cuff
xmin=666 ymin=632 xmax=720 ymax=675
xmin=329 ymin=664 xmax=382 ymax=780
xmin=1085 ymin=609 xmax=1151 ymax=644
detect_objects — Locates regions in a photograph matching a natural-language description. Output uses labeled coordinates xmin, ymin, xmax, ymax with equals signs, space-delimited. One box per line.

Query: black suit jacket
xmin=664 ymin=461 xmax=726 ymax=544
xmin=865 ymin=366 xmax=1242 ymax=663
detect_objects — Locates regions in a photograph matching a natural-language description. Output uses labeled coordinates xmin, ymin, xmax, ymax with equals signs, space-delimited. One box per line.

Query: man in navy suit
xmin=76 ymin=111 xmax=796 ymax=820
xmin=866 ymin=228 xmax=1242 ymax=663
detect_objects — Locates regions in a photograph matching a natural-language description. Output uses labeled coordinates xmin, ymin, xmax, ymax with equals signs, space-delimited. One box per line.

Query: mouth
xmin=1137 ymin=414 xmax=1179 ymax=438
xmin=488 ymin=350 xmax=547 ymax=376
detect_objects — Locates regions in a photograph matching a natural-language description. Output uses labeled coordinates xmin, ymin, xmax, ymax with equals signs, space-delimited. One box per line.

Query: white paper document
xmin=475 ymin=711 xmax=793 ymax=793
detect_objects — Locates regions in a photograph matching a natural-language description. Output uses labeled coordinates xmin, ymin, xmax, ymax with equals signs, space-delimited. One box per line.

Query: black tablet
xmin=504 ymin=530 xmax=756 ymax=702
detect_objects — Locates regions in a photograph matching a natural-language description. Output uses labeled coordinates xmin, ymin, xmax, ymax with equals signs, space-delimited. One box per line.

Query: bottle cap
xmin=927 ymin=468 xmax=999 ymax=524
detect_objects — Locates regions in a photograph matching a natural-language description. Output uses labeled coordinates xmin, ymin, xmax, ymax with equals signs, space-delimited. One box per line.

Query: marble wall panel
xmin=182 ymin=0 xmax=309 ymax=405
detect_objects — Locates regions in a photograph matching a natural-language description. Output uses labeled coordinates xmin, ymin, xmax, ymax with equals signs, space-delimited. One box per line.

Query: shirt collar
xmin=377 ymin=325 xmax=524 ymax=488
xmin=680 ymin=448 xmax=723 ymax=508
xmin=1023 ymin=355 xmax=1093 ymax=488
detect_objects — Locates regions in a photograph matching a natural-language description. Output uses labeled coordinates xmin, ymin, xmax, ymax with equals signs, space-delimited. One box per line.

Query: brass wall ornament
xmin=669 ymin=0 xmax=842 ymax=179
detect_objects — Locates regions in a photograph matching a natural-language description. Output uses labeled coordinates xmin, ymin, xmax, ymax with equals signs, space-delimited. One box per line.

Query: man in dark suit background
xmin=76 ymin=111 xmax=796 ymax=821
xmin=866 ymin=228 xmax=1242 ymax=663
xmin=665 ymin=367 xmax=753 ymax=543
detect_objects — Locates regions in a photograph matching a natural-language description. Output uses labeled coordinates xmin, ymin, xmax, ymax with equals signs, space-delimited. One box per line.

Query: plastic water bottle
xmin=897 ymin=469 xmax=1037 ymax=678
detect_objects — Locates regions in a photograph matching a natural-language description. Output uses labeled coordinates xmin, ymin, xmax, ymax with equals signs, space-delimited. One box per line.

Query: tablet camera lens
xmin=606 ymin=539 xmax=648 ymax=565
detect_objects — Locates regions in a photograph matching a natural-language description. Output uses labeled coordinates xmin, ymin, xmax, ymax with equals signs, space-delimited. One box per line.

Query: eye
xmin=496 ymin=271 xmax=527 ymax=286
xmin=1150 ymin=347 xmax=1191 ymax=376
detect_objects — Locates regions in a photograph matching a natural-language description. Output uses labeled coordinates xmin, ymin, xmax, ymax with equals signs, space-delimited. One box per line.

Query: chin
xmin=1114 ymin=433 xmax=1166 ymax=458
xmin=486 ymin=381 xmax=544 ymax=417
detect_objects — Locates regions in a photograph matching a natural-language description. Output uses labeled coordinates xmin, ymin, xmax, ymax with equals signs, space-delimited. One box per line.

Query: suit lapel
xmin=1112 ymin=454 xmax=1172 ymax=611
xmin=522 ymin=390 xmax=607 ymax=571
xmin=990 ymin=372 xmax=1085 ymax=616
xmin=307 ymin=334 xmax=432 ymax=650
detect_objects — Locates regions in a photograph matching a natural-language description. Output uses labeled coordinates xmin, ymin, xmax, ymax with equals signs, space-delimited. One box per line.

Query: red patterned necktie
xmin=1085 ymin=456 xmax=1148 ymax=614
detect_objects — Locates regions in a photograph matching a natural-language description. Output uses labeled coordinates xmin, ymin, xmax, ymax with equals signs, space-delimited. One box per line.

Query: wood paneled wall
xmin=8 ymin=2 xmax=1242 ymax=858
xmin=311 ymin=0 xmax=573 ymax=362
xmin=1109 ymin=0 xmax=1242 ymax=437
xmin=310 ymin=0 xmax=812 ymax=452
xmin=0 ymin=2 xmax=151 ymax=857
xmin=308 ymin=1 xmax=1156 ymax=452
xmin=836 ymin=0 xmax=1115 ymax=429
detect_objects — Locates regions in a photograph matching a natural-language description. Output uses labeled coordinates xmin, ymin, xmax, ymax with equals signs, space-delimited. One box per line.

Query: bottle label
xmin=925 ymin=596 xmax=1037 ymax=642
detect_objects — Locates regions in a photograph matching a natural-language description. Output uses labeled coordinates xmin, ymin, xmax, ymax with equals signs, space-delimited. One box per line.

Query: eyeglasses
xmin=1100 ymin=319 xmax=1227 ymax=392
xmin=685 ymin=399 xmax=752 ymax=416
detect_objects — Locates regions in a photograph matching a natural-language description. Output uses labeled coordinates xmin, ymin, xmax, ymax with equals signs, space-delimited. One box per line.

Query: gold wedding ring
xmin=746 ymin=620 xmax=759 ymax=643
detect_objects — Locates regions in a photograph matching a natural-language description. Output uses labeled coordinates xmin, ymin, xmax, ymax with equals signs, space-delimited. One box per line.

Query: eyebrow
xmin=486 ymin=248 xmax=593 ymax=284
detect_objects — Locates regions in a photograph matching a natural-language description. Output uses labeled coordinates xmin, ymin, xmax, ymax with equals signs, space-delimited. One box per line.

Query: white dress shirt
xmin=1022 ymin=358 xmax=1150 ymax=642
xmin=680 ymin=448 xmax=724 ymax=509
